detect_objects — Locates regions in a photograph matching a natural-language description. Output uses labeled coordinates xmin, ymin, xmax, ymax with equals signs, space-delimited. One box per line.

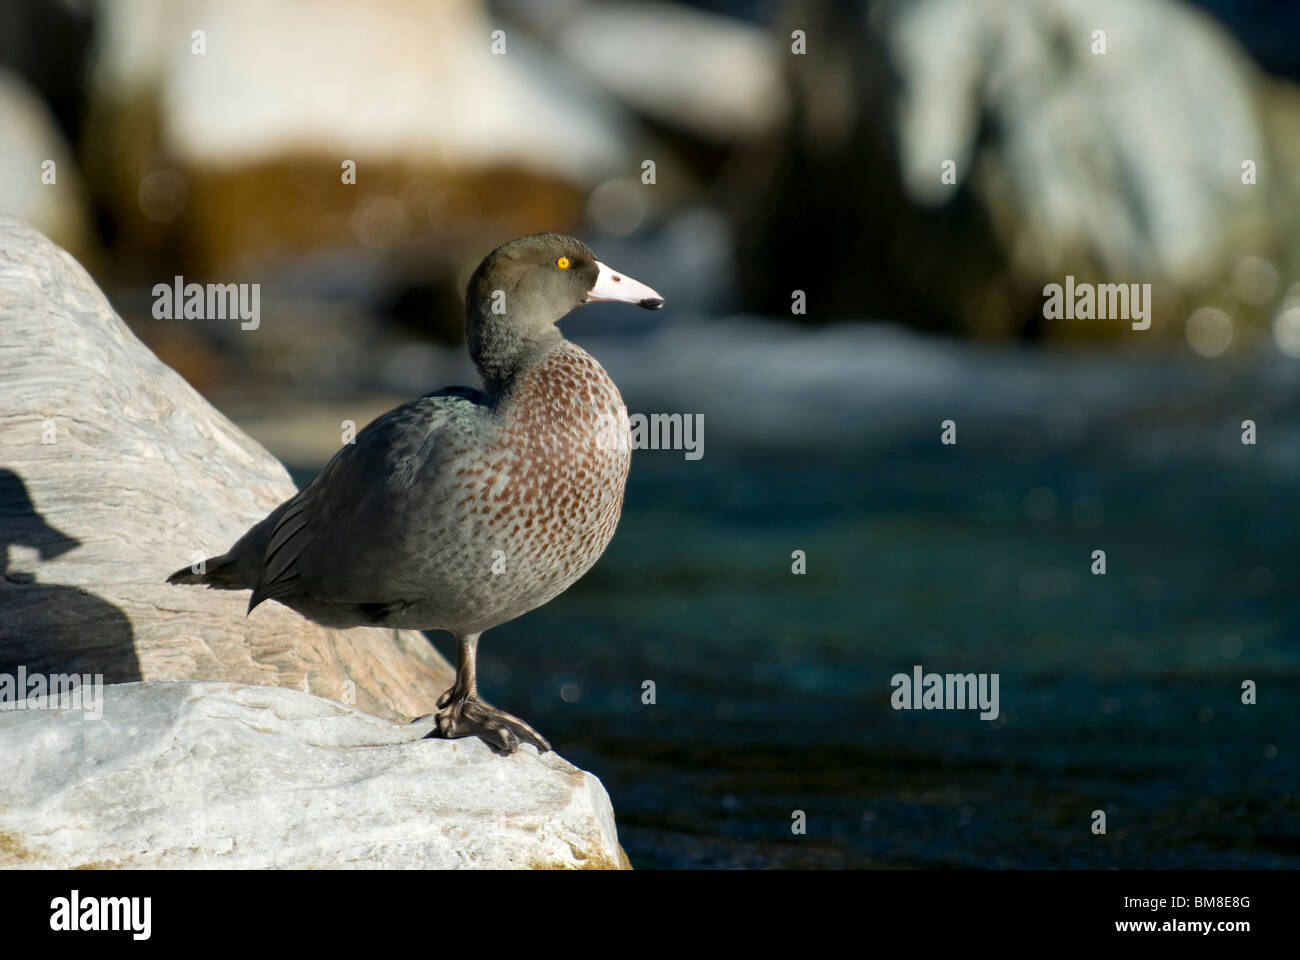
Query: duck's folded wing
xmin=247 ymin=389 xmax=486 ymax=611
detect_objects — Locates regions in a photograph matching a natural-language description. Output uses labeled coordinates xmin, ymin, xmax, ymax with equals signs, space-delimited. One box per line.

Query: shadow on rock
xmin=0 ymin=468 xmax=138 ymax=680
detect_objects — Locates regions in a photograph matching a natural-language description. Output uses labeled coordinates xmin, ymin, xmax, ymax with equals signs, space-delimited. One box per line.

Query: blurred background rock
xmin=3 ymin=0 xmax=1297 ymax=867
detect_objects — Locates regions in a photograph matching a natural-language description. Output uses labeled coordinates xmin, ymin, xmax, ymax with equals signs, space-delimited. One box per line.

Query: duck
xmin=168 ymin=233 xmax=663 ymax=754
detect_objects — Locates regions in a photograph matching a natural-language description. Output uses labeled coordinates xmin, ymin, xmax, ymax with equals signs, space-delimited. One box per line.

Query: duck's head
xmin=465 ymin=233 xmax=664 ymax=389
xmin=468 ymin=233 xmax=663 ymax=318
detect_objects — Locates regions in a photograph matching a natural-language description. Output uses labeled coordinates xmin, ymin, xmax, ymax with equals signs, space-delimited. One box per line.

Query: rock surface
xmin=0 ymin=214 xmax=454 ymax=721
xmin=0 ymin=682 xmax=626 ymax=869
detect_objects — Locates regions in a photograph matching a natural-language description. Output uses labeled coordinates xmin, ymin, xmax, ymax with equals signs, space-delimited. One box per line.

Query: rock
xmin=0 ymin=215 xmax=454 ymax=722
xmin=546 ymin=1 xmax=788 ymax=142
xmin=882 ymin=0 xmax=1269 ymax=284
xmin=92 ymin=0 xmax=631 ymax=182
xmin=733 ymin=0 xmax=1300 ymax=342
xmin=81 ymin=0 xmax=639 ymax=275
xmin=0 ymin=682 xmax=627 ymax=869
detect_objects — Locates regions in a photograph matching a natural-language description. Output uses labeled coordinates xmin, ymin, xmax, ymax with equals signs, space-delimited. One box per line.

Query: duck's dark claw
xmin=432 ymin=693 xmax=551 ymax=755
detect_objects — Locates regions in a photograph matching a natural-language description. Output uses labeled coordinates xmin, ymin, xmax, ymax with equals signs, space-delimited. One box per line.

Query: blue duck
xmin=169 ymin=234 xmax=663 ymax=753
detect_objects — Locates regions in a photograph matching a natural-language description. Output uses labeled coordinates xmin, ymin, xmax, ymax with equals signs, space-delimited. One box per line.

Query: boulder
xmin=0 ymin=214 xmax=454 ymax=721
xmin=0 ymin=682 xmax=626 ymax=869
xmin=734 ymin=0 xmax=1298 ymax=341
xmin=91 ymin=0 xmax=630 ymax=183
xmin=882 ymin=0 xmax=1269 ymax=285
xmin=81 ymin=0 xmax=635 ymax=277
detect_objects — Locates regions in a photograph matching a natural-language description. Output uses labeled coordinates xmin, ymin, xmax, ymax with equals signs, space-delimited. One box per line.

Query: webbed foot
xmin=428 ymin=687 xmax=551 ymax=755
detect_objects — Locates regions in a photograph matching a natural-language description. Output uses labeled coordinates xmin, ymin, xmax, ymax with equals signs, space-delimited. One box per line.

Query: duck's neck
xmin=466 ymin=302 xmax=565 ymax=396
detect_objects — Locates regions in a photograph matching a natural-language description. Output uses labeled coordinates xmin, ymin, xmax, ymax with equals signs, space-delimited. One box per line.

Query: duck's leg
xmin=429 ymin=632 xmax=551 ymax=754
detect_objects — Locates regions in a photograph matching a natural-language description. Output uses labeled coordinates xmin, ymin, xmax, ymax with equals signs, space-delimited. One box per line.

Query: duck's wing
xmin=247 ymin=386 xmax=488 ymax=611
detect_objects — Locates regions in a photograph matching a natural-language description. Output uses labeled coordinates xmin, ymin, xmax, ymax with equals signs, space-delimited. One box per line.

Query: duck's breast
xmin=426 ymin=343 xmax=630 ymax=629
xmin=497 ymin=343 xmax=631 ymax=567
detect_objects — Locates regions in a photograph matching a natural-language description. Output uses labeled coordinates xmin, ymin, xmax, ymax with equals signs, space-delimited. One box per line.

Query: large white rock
xmin=0 ymin=214 xmax=454 ymax=721
xmin=0 ymin=682 xmax=626 ymax=869
xmin=882 ymin=0 xmax=1268 ymax=283
xmin=91 ymin=0 xmax=631 ymax=182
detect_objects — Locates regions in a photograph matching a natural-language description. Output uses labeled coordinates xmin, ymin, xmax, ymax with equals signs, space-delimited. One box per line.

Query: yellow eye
xmin=557 ymin=256 xmax=571 ymax=269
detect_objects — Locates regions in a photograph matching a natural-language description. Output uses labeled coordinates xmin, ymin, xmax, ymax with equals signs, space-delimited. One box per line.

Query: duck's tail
xmin=166 ymin=553 xmax=246 ymax=589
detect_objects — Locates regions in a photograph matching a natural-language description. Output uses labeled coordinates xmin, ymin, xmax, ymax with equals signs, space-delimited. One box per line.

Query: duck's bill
xmin=586 ymin=260 xmax=665 ymax=310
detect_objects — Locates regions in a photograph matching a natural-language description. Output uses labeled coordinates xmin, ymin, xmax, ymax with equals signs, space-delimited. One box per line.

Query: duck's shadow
xmin=0 ymin=468 xmax=138 ymax=681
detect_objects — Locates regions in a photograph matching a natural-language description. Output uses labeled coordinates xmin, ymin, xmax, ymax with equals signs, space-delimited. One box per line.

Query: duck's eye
xmin=556 ymin=256 xmax=571 ymax=269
